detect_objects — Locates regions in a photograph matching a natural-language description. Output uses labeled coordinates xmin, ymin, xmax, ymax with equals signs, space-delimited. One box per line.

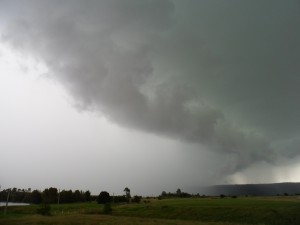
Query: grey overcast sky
xmin=0 ymin=0 xmax=300 ymax=195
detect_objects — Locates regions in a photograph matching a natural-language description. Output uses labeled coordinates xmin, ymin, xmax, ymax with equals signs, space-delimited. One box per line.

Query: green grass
xmin=0 ymin=214 xmax=241 ymax=225
xmin=113 ymin=197 xmax=300 ymax=225
xmin=1 ymin=196 xmax=300 ymax=225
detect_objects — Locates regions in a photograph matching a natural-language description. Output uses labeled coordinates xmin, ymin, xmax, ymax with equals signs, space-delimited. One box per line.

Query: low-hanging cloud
xmin=1 ymin=0 xmax=300 ymax=179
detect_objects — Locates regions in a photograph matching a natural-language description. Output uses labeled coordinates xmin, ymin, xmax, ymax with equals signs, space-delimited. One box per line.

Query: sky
xmin=0 ymin=0 xmax=300 ymax=196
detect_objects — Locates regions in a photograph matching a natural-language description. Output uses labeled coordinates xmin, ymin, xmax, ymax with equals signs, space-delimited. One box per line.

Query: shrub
xmin=132 ymin=195 xmax=142 ymax=203
xmin=113 ymin=195 xmax=127 ymax=203
xmin=36 ymin=203 xmax=51 ymax=216
xmin=103 ymin=203 xmax=112 ymax=214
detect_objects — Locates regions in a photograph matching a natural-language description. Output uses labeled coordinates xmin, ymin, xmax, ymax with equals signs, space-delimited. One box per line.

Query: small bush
xmin=132 ymin=195 xmax=142 ymax=203
xmin=103 ymin=203 xmax=112 ymax=214
xmin=36 ymin=203 xmax=51 ymax=216
xmin=112 ymin=195 xmax=127 ymax=203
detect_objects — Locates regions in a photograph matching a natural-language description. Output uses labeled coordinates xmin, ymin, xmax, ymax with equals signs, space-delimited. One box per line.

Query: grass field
xmin=1 ymin=196 xmax=300 ymax=225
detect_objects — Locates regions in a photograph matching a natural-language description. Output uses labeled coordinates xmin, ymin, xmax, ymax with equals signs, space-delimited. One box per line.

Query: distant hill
xmin=189 ymin=182 xmax=300 ymax=196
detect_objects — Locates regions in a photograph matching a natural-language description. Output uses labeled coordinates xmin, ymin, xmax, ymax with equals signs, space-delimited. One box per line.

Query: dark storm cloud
xmin=1 ymin=0 xmax=300 ymax=177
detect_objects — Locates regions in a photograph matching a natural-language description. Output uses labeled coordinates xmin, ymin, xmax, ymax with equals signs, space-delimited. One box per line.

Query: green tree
xmin=60 ymin=190 xmax=73 ymax=203
xmin=123 ymin=187 xmax=131 ymax=199
xmin=73 ymin=190 xmax=82 ymax=202
xmin=85 ymin=190 xmax=91 ymax=202
xmin=97 ymin=191 xmax=110 ymax=204
xmin=30 ymin=190 xmax=42 ymax=204
xmin=43 ymin=187 xmax=58 ymax=204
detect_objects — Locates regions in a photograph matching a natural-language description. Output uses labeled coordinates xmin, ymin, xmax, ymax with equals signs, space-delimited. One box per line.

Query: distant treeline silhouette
xmin=0 ymin=187 xmax=131 ymax=204
xmin=2 ymin=183 xmax=298 ymax=205
xmin=160 ymin=188 xmax=192 ymax=199
xmin=0 ymin=187 xmax=91 ymax=204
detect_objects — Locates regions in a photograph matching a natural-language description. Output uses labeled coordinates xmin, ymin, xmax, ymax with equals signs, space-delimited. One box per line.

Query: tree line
xmin=160 ymin=188 xmax=192 ymax=199
xmin=96 ymin=188 xmax=141 ymax=204
xmin=0 ymin=186 xmax=141 ymax=205
xmin=0 ymin=186 xmax=199 ymax=206
xmin=0 ymin=187 xmax=91 ymax=204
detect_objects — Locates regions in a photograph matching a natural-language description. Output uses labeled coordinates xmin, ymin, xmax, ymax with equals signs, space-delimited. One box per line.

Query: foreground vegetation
xmin=1 ymin=196 xmax=300 ymax=225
